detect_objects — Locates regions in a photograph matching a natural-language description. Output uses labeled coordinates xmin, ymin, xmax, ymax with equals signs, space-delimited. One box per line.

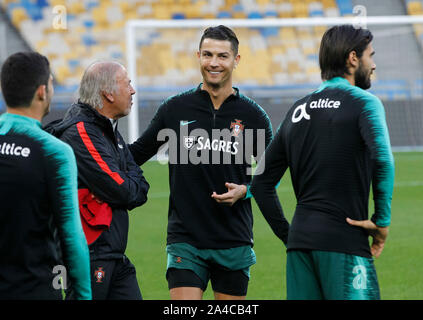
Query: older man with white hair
xmin=45 ymin=61 xmax=150 ymax=300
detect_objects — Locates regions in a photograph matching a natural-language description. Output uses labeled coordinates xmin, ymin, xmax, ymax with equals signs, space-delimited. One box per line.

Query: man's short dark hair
xmin=1 ymin=51 xmax=51 ymax=108
xmin=319 ymin=25 xmax=373 ymax=81
xmin=199 ymin=25 xmax=239 ymax=56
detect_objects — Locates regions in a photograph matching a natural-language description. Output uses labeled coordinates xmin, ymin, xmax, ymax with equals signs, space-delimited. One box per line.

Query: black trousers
xmin=90 ymin=256 xmax=142 ymax=300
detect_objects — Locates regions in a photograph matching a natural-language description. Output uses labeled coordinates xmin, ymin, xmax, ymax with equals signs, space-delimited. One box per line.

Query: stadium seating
xmin=0 ymin=0 xmax=355 ymax=89
xmin=2 ymin=0 xmax=419 ymax=100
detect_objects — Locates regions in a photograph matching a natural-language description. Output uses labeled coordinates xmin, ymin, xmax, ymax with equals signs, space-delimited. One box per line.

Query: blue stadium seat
xmin=68 ymin=59 xmax=80 ymax=70
xmin=82 ymin=34 xmax=97 ymax=47
xmin=260 ymin=27 xmax=279 ymax=37
xmin=247 ymin=12 xmax=262 ymax=19
xmin=336 ymin=0 xmax=353 ymax=16
xmin=309 ymin=9 xmax=324 ymax=17
xmin=172 ymin=13 xmax=186 ymax=19
xmin=86 ymin=1 xmax=100 ymax=10
xmin=84 ymin=20 xmax=95 ymax=29
xmin=21 ymin=1 xmax=43 ymax=21
xmin=232 ymin=4 xmax=244 ymax=12
xmin=67 ymin=14 xmax=76 ymax=22
xmin=217 ymin=11 xmax=232 ymax=18
xmin=111 ymin=52 xmax=123 ymax=60
xmin=36 ymin=0 xmax=49 ymax=8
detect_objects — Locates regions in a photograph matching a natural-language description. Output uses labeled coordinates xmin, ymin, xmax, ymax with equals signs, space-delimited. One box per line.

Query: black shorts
xmin=167 ymin=267 xmax=249 ymax=296
xmin=90 ymin=256 xmax=142 ymax=300
xmin=166 ymin=243 xmax=255 ymax=296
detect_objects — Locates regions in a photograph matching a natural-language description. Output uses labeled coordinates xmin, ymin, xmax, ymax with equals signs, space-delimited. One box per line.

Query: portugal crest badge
xmin=94 ymin=267 xmax=105 ymax=283
xmin=230 ymin=119 xmax=244 ymax=137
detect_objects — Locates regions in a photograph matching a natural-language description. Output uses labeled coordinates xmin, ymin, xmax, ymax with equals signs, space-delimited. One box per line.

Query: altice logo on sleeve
xmin=0 ymin=142 xmax=31 ymax=157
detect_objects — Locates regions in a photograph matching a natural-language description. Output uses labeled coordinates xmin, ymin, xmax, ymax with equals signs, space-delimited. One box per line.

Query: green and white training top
xmin=251 ymin=77 xmax=395 ymax=258
xmin=0 ymin=113 xmax=91 ymax=299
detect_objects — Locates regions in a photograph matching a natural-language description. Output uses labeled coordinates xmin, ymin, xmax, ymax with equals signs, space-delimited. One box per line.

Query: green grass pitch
xmin=126 ymin=152 xmax=423 ymax=300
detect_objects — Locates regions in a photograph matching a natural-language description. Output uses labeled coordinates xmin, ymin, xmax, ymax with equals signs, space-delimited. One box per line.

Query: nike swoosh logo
xmin=180 ymin=120 xmax=197 ymax=126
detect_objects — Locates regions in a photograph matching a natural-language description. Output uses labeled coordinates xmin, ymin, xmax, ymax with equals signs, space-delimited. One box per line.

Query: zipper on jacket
xmin=203 ymin=87 xmax=235 ymax=128
xmin=204 ymin=93 xmax=217 ymax=128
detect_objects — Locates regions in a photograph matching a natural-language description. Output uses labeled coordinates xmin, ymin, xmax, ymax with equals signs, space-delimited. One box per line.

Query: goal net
xmin=125 ymin=15 xmax=423 ymax=151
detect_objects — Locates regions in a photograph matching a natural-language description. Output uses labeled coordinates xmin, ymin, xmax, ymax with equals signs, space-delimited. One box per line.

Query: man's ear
xmin=346 ymin=50 xmax=359 ymax=69
xmin=102 ymin=91 xmax=114 ymax=103
xmin=36 ymin=85 xmax=47 ymax=101
xmin=234 ymin=54 xmax=240 ymax=69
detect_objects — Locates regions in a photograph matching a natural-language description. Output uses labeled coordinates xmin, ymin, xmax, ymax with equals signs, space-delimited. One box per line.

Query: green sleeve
xmin=359 ymin=94 xmax=395 ymax=227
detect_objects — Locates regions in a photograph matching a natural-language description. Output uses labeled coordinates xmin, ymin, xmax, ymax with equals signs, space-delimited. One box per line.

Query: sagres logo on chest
xmin=156 ymin=119 xmax=267 ymax=175
xmin=183 ymin=136 xmax=196 ymax=149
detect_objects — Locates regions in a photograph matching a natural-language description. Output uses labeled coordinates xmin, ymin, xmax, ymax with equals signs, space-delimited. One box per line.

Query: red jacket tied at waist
xmin=78 ymin=188 xmax=112 ymax=245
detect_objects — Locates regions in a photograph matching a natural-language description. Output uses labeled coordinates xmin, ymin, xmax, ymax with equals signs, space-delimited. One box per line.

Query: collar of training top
xmin=195 ymin=83 xmax=240 ymax=99
xmin=0 ymin=112 xmax=42 ymax=128
xmin=318 ymin=76 xmax=351 ymax=91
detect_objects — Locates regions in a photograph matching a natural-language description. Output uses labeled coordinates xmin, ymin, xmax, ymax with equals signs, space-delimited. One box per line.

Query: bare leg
xmin=170 ymin=287 xmax=204 ymax=300
xmin=214 ymin=291 xmax=246 ymax=300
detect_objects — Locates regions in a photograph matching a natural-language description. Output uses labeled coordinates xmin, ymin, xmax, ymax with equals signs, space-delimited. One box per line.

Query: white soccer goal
xmin=125 ymin=15 xmax=423 ymax=151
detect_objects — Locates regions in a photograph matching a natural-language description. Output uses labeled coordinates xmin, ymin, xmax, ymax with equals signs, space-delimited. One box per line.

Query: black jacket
xmin=129 ymin=85 xmax=273 ymax=249
xmin=45 ymin=102 xmax=149 ymax=260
